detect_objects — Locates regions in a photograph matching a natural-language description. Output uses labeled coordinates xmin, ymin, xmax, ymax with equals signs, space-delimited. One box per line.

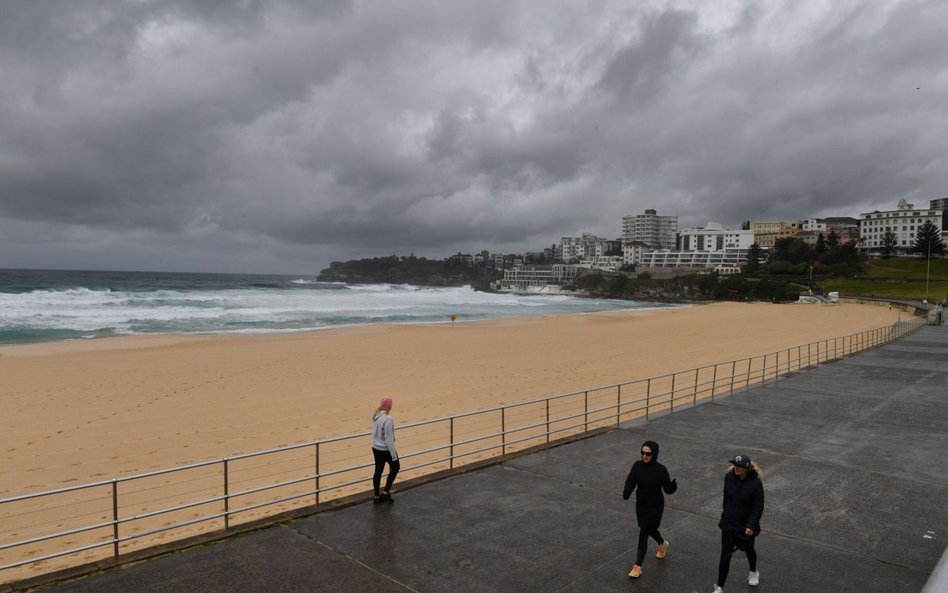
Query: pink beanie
xmin=379 ymin=396 xmax=393 ymax=411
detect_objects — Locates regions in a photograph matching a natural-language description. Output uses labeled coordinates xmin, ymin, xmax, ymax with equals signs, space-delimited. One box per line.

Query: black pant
xmin=635 ymin=527 xmax=664 ymax=565
xmin=372 ymin=448 xmax=400 ymax=496
xmin=717 ymin=529 xmax=757 ymax=586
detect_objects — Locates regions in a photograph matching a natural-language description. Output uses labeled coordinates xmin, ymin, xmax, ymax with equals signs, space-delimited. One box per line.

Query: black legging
xmin=717 ymin=529 xmax=757 ymax=586
xmin=372 ymin=447 xmax=400 ymax=496
xmin=635 ymin=527 xmax=664 ymax=565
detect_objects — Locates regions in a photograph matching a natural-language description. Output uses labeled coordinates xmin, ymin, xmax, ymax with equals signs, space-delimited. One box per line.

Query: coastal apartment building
xmin=678 ymin=222 xmax=755 ymax=251
xmin=621 ymin=209 xmax=677 ymax=250
xmin=560 ymin=233 xmax=613 ymax=263
xmin=859 ymin=199 xmax=945 ymax=254
xmin=497 ymin=264 xmax=579 ymax=291
xmin=637 ymin=223 xmax=753 ymax=270
xmin=638 ymin=249 xmax=751 ymax=269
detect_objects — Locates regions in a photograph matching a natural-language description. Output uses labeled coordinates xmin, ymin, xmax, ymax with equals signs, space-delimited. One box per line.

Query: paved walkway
xmin=22 ymin=323 xmax=948 ymax=593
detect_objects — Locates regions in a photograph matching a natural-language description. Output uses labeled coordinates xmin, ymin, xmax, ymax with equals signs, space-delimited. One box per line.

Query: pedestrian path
xmin=19 ymin=324 xmax=948 ymax=593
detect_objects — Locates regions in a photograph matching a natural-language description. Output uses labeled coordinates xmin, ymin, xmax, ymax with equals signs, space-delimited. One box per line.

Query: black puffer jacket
xmin=718 ymin=469 xmax=764 ymax=538
xmin=622 ymin=440 xmax=678 ymax=529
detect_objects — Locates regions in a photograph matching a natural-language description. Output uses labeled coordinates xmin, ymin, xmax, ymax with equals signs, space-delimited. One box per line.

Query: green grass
xmin=821 ymin=257 xmax=948 ymax=300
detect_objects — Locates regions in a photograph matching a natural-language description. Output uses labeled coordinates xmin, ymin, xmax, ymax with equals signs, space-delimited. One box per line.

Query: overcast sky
xmin=1 ymin=0 xmax=946 ymax=274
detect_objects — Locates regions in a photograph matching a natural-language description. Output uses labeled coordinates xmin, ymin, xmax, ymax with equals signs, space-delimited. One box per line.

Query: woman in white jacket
xmin=371 ymin=396 xmax=399 ymax=504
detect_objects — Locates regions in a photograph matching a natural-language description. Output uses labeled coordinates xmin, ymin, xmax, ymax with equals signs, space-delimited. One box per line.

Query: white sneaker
xmin=748 ymin=571 xmax=760 ymax=586
xmin=712 ymin=586 xmax=724 ymax=593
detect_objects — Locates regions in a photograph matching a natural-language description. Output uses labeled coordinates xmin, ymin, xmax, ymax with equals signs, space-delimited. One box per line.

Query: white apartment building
xmin=622 ymin=241 xmax=651 ymax=266
xmin=497 ymin=265 xmax=579 ymax=291
xmin=678 ymin=222 xmax=755 ymax=251
xmin=578 ymin=256 xmax=624 ymax=273
xmin=639 ymin=249 xmax=751 ymax=269
xmin=859 ymin=199 xmax=945 ymax=254
xmin=560 ymin=233 xmax=612 ymax=263
xmin=622 ymin=209 xmax=678 ymax=250
xmin=802 ymin=219 xmax=828 ymax=232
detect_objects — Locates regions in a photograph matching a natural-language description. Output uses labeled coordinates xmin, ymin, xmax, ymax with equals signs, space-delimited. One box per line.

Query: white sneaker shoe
xmin=712 ymin=586 xmax=724 ymax=593
xmin=748 ymin=571 xmax=760 ymax=586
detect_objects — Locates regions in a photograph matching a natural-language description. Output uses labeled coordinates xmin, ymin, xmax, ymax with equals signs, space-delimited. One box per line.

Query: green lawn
xmin=821 ymin=257 xmax=948 ymax=301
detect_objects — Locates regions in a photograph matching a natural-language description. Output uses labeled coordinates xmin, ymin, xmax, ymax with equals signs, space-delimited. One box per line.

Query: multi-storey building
xmin=637 ymin=223 xmax=753 ymax=269
xmin=621 ymin=209 xmax=677 ymax=250
xmin=931 ymin=197 xmax=948 ymax=210
xmin=622 ymin=241 xmax=651 ymax=267
xmin=678 ymin=222 xmax=755 ymax=251
xmin=859 ymin=199 xmax=944 ymax=254
xmin=638 ymin=249 xmax=751 ymax=269
xmin=749 ymin=221 xmax=801 ymax=249
xmin=497 ymin=264 xmax=579 ymax=292
xmin=560 ymin=233 xmax=612 ymax=263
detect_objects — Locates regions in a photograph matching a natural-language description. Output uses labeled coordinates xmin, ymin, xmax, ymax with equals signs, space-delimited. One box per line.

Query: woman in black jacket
xmin=622 ymin=440 xmax=678 ymax=578
xmin=712 ymin=453 xmax=764 ymax=593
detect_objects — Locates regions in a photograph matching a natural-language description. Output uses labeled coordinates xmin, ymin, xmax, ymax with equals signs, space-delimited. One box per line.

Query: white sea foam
xmin=0 ymin=282 xmax=671 ymax=340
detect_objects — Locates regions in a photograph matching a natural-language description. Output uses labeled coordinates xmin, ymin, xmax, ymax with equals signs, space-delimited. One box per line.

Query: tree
xmin=880 ymin=231 xmax=898 ymax=259
xmin=826 ymin=230 xmax=840 ymax=250
xmin=815 ymin=233 xmax=827 ymax=254
xmin=744 ymin=243 xmax=762 ymax=272
xmin=913 ymin=220 xmax=946 ymax=256
xmin=741 ymin=220 xmax=751 ymax=230
xmin=772 ymin=237 xmax=813 ymax=264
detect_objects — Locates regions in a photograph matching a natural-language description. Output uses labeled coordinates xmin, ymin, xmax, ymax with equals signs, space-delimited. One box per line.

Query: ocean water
xmin=0 ymin=269 xmax=675 ymax=344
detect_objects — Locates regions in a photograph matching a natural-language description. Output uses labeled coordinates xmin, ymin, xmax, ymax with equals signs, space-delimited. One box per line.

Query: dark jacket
xmin=718 ymin=469 xmax=764 ymax=538
xmin=622 ymin=440 xmax=678 ymax=529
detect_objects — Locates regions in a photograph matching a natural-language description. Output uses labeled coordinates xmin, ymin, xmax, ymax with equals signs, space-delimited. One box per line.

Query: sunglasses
xmin=641 ymin=451 xmax=653 ymax=456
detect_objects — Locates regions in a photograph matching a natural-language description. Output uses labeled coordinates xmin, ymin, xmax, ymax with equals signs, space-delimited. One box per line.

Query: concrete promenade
xmin=23 ymin=323 xmax=948 ymax=593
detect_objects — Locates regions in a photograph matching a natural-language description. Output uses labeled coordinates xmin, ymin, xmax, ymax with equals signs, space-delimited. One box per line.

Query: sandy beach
xmin=0 ymin=301 xmax=910 ymax=580
xmin=2 ymin=301 xmax=902 ymax=497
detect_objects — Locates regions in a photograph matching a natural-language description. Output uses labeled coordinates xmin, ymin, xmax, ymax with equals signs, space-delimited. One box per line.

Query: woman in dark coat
xmin=622 ymin=440 xmax=678 ymax=578
xmin=712 ymin=453 xmax=764 ymax=592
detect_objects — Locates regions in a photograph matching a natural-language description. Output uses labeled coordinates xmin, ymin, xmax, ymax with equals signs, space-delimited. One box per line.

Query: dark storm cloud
xmin=1 ymin=0 xmax=946 ymax=273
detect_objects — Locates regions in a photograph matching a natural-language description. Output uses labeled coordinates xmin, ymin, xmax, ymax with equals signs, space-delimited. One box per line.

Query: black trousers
xmin=635 ymin=527 xmax=664 ymax=565
xmin=372 ymin=447 xmax=400 ymax=496
xmin=717 ymin=529 xmax=757 ymax=586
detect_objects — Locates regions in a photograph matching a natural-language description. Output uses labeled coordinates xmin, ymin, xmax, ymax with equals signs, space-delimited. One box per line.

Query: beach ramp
xmin=17 ymin=323 xmax=948 ymax=593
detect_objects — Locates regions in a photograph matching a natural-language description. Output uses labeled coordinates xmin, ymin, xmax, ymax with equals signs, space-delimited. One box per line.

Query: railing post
xmin=314 ymin=444 xmax=319 ymax=505
xmin=711 ymin=364 xmax=718 ymax=399
xmin=450 ymin=417 xmax=455 ymax=470
xmin=112 ymin=479 xmax=119 ymax=560
xmin=584 ymin=391 xmax=589 ymax=431
xmin=501 ymin=407 xmax=506 ymax=455
xmin=616 ymin=384 xmax=622 ymax=425
xmin=646 ymin=378 xmax=651 ymax=419
xmin=224 ymin=457 xmax=230 ymax=529
xmin=693 ymin=368 xmax=699 ymax=403
xmin=670 ymin=374 xmax=675 ymax=412
xmin=545 ymin=399 xmax=550 ymax=443
xmin=730 ymin=360 xmax=736 ymax=393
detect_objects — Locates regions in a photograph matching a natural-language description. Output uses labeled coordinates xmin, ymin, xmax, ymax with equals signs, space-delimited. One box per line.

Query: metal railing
xmin=0 ymin=314 xmax=927 ymax=582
